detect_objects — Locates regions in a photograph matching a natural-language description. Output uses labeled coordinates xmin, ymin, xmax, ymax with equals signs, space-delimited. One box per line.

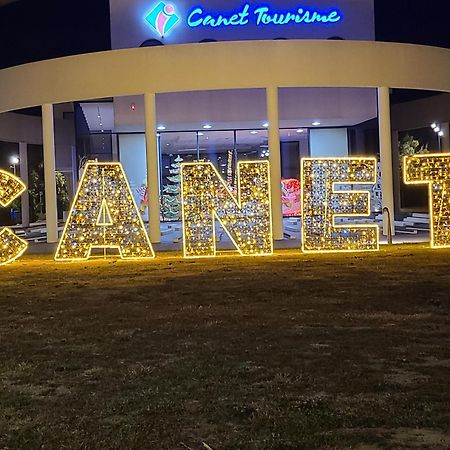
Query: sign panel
xmin=110 ymin=0 xmax=375 ymax=48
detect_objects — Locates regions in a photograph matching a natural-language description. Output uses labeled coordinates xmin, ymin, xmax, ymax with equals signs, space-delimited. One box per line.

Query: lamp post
xmin=431 ymin=123 xmax=444 ymax=151
xmin=9 ymin=156 xmax=19 ymax=175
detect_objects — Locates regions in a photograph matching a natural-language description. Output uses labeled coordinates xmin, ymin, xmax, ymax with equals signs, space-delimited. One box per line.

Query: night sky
xmin=0 ymin=0 xmax=449 ymax=70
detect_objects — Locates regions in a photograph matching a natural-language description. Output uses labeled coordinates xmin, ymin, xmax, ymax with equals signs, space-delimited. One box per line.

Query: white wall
xmin=309 ymin=128 xmax=348 ymax=157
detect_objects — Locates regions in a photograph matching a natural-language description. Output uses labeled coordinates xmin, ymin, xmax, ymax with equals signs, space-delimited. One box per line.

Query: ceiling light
xmin=197 ymin=132 xmax=204 ymax=136
xmin=157 ymin=125 xmax=166 ymax=131
xmin=250 ymin=131 xmax=258 ymax=134
xmin=435 ymin=126 xmax=441 ymax=132
xmin=296 ymin=129 xmax=304 ymax=133
xmin=312 ymin=121 xmax=321 ymax=126
xmin=203 ymin=124 xmax=212 ymax=129
xmin=431 ymin=123 xmax=437 ymax=129
xmin=438 ymin=131 xmax=444 ymax=137
xmin=262 ymin=122 xmax=269 ymax=128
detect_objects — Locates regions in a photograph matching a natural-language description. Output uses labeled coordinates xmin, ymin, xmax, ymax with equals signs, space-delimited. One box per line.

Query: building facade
xmin=0 ymin=1 xmax=449 ymax=246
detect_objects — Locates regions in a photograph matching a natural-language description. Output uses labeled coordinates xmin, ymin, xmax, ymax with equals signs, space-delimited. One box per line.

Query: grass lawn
xmin=0 ymin=245 xmax=449 ymax=449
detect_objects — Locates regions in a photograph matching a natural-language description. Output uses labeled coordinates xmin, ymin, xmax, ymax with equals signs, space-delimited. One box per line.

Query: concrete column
xmin=144 ymin=92 xmax=161 ymax=243
xmin=266 ymin=86 xmax=283 ymax=241
xmin=377 ymin=87 xmax=395 ymax=236
xmin=18 ymin=142 xmax=30 ymax=227
xmin=441 ymin=122 xmax=450 ymax=151
xmin=42 ymin=103 xmax=59 ymax=243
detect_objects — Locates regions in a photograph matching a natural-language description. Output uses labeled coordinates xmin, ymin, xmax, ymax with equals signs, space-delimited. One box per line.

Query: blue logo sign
xmin=187 ymin=3 xmax=342 ymax=28
xmin=145 ymin=2 xmax=180 ymax=37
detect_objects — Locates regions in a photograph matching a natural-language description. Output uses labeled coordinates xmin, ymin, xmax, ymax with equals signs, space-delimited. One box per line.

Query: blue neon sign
xmin=187 ymin=3 xmax=342 ymax=29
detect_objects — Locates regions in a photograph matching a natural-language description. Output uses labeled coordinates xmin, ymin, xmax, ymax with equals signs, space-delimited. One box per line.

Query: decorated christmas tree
xmin=161 ymin=155 xmax=183 ymax=221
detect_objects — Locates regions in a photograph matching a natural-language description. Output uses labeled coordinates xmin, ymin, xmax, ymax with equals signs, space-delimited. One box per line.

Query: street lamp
xmin=9 ymin=156 xmax=19 ymax=175
xmin=431 ymin=123 xmax=444 ymax=151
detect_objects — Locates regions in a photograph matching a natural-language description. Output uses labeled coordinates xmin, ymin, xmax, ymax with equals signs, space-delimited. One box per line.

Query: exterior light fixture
xmin=250 ymin=131 xmax=258 ymax=134
xmin=296 ymin=129 xmax=304 ymax=133
xmin=197 ymin=132 xmax=204 ymax=136
xmin=157 ymin=125 xmax=166 ymax=131
xmin=10 ymin=156 xmax=19 ymax=165
xmin=431 ymin=122 xmax=444 ymax=151
xmin=312 ymin=121 xmax=321 ymax=126
xmin=262 ymin=122 xmax=269 ymax=128
xmin=203 ymin=124 xmax=212 ymax=129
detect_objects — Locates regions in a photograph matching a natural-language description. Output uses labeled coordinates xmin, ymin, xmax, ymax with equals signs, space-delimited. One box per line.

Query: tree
xmin=399 ymin=134 xmax=428 ymax=166
xmin=161 ymin=155 xmax=183 ymax=221
xmin=29 ymin=164 xmax=70 ymax=221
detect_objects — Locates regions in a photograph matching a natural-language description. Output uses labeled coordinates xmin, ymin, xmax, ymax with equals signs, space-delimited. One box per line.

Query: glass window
xmin=279 ymin=128 xmax=309 ymax=217
xmin=236 ymin=129 xmax=268 ymax=162
xmin=160 ymin=132 xmax=198 ymax=221
xmin=197 ymin=130 xmax=235 ymax=185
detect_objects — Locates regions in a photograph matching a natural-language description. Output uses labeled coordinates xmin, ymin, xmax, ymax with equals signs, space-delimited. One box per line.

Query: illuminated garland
xmin=181 ymin=160 xmax=272 ymax=258
xmin=301 ymin=158 xmax=379 ymax=252
xmin=55 ymin=162 xmax=155 ymax=261
xmin=0 ymin=170 xmax=28 ymax=265
xmin=404 ymin=153 xmax=450 ymax=248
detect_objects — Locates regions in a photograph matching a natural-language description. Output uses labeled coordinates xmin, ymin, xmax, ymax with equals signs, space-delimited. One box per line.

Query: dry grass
xmin=0 ymin=245 xmax=449 ymax=449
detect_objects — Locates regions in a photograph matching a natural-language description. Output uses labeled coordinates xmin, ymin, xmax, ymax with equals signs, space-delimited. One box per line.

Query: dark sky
xmin=0 ymin=0 xmax=449 ymax=69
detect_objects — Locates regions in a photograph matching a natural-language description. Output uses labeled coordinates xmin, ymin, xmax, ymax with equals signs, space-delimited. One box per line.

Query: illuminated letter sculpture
xmin=0 ymin=170 xmax=28 ymax=265
xmin=181 ymin=161 xmax=272 ymax=258
xmin=404 ymin=153 xmax=450 ymax=248
xmin=301 ymin=158 xmax=379 ymax=252
xmin=55 ymin=162 xmax=154 ymax=261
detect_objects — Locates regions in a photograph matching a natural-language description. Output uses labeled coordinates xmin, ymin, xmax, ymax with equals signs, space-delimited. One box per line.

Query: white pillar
xmin=266 ymin=86 xmax=283 ymax=241
xmin=42 ymin=104 xmax=59 ymax=243
xmin=144 ymin=93 xmax=161 ymax=243
xmin=19 ymin=141 xmax=30 ymax=227
xmin=377 ymin=87 xmax=395 ymax=236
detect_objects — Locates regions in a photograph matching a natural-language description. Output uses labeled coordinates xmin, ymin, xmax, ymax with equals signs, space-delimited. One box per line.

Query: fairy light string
xmin=181 ymin=160 xmax=273 ymax=258
xmin=55 ymin=162 xmax=154 ymax=261
xmin=301 ymin=158 xmax=379 ymax=252
xmin=404 ymin=153 xmax=450 ymax=248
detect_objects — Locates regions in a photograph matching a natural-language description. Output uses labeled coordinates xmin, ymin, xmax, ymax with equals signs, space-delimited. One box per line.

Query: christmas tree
xmin=161 ymin=155 xmax=183 ymax=221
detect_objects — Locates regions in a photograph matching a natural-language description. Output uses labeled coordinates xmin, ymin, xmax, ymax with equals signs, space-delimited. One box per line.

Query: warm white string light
xmin=404 ymin=153 xmax=450 ymax=248
xmin=55 ymin=162 xmax=155 ymax=261
xmin=181 ymin=160 xmax=273 ymax=258
xmin=301 ymin=158 xmax=379 ymax=252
